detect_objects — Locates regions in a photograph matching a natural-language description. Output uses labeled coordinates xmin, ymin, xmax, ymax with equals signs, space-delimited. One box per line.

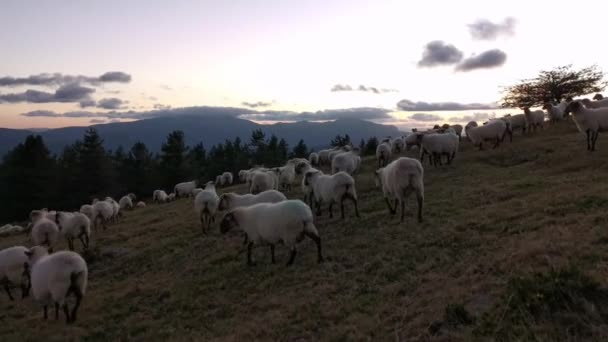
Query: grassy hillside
xmin=2 ymin=120 xmax=608 ymax=341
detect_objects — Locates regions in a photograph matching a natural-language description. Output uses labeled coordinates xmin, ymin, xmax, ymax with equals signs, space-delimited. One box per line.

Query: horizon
xmin=1 ymin=0 xmax=606 ymax=130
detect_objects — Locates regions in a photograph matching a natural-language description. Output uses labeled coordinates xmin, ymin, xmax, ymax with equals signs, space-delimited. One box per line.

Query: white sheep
xmin=238 ymin=170 xmax=249 ymax=183
xmin=296 ymin=163 xmax=317 ymax=207
xmin=136 ymin=201 xmax=146 ymax=208
xmin=222 ymin=172 xmax=234 ymax=186
xmin=465 ymin=120 xmax=507 ymax=150
xmin=441 ymin=124 xmax=463 ymax=140
xmin=194 ymin=182 xmax=219 ymax=234
xmin=220 ymin=200 xmax=323 ymax=266
xmin=249 ymin=170 xmax=279 ymax=194
xmin=501 ymin=114 xmax=526 ymax=142
xmin=415 ymin=132 xmax=459 ymax=167
xmin=118 ymin=195 xmax=133 ymax=210
xmin=304 ymin=170 xmax=360 ymax=219
xmin=30 ymin=210 xmax=59 ymax=251
xmin=56 ymin=212 xmax=91 ymax=251
xmin=317 ymin=149 xmax=332 ymax=165
xmin=104 ymin=197 xmax=121 ymax=222
xmin=308 ymin=152 xmax=319 ymax=166
xmin=218 ymin=190 xmax=287 ymax=211
xmin=523 ymin=107 xmax=545 ymax=132
xmin=543 ymin=102 xmax=568 ymax=123
xmin=465 ymin=121 xmax=478 ymax=132
xmin=581 ymin=98 xmax=608 ymax=109
xmin=331 ymin=151 xmax=361 ymax=175
xmin=274 ymin=164 xmax=296 ymax=191
xmin=566 ymin=100 xmax=608 ymax=151
xmin=191 ymin=188 xmax=204 ymax=197
xmin=376 ymin=142 xmax=392 ymax=168
xmin=391 ymin=137 xmax=405 ymax=153
xmin=0 ymin=224 xmax=25 ymax=235
xmin=174 ymin=180 xmax=198 ymax=197
xmin=0 ymin=246 xmax=31 ymax=300
xmin=215 ymin=175 xmax=223 ymax=186
xmin=374 ymin=157 xmax=424 ymax=223
xmin=404 ymin=133 xmax=420 ymax=150
xmin=153 ymin=190 xmax=169 ymax=203
xmin=92 ymin=200 xmax=114 ymax=230
xmin=79 ymin=204 xmax=96 ymax=222
xmin=167 ymin=193 xmax=176 ymax=202
xmin=26 ymin=246 xmax=88 ymax=324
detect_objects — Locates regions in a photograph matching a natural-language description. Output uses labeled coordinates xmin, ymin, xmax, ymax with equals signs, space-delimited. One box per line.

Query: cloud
xmin=448 ymin=112 xmax=496 ymax=123
xmin=97 ymin=97 xmax=126 ymax=110
xmin=242 ymin=101 xmax=273 ymax=108
xmin=455 ymin=49 xmax=507 ymax=72
xmin=90 ymin=119 xmax=106 ymax=124
xmin=0 ymin=71 xmax=131 ymax=87
xmin=331 ymin=84 xmax=398 ymax=94
xmin=397 ymin=99 xmax=500 ymax=111
xmin=239 ymin=107 xmax=393 ymax=121
xmin=417 ymin=41 xmax=463 ymax=68
xmin=79 ymin=99 xmax=96 ymax=108
xmin=409 ymin=113 xmax=442 ymax=122
xmin=468 ymin=17 xmax=516 ymax=41
xmin=21 ymin=110 xmax=62 ymax=117
xmin=153 ymin=104 xmax=171 ymax=110
xmin=0 ymin=83 xmax=95 ymax=104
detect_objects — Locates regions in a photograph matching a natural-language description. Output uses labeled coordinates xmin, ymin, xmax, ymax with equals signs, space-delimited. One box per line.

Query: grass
xmin=3 ymin=120 xmax=608 ymax=340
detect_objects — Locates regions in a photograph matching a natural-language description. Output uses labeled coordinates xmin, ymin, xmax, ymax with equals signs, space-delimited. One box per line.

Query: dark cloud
xmin=468 ymin=17 xmax=516 ymax=41
xmin=448 ymin=112 xmax=496 ymax=123
xmin=0 ymin=83 xmax=95 ymax=104
xmin=397 ymin=99 xmax=500 ymax=111
xmin=54 ymin=83 xmax=95 ymax=101
xmin=0 ymin=71 xmax=131 ymax=87
xmin=97 ymin=97 xmax=126 ymax=110
xmin=417 ymin=41 xmax=463 ymax=68
xmin=242 ymin=101 xmax=273 ymax=108
xmin=409 ymin=113 xmax=442 ymax=122
xmin=79 ymin=99 xmax=97 ymax=108
xmin=21 ymin=110 xmax=62 ymax=117
xmin=331 ymin=84 xmax=398 ymax=94
xmin=455 ymin=49 xmax=507 ymax=72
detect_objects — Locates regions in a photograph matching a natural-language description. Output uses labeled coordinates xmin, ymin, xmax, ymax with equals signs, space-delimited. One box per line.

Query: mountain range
xmin=0 ymin=115 xmax=402 ymax=157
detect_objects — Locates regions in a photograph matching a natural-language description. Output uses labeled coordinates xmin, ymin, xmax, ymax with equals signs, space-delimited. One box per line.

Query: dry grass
xmin=3 ymin=120 xmax=608 ymax=341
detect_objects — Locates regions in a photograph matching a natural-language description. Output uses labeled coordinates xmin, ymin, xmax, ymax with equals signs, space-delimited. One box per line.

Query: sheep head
xmin=593 ymin=93 xmax=604 ymax=100
xmin=220 ymin=212 xmax=239 ymax=234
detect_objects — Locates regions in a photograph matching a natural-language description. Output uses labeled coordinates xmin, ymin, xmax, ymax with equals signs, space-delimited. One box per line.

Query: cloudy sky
xmin=0 ymin=0 xmax=606 ymax=130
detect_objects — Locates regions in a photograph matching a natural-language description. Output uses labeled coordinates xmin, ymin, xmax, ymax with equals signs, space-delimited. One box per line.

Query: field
xmin=3 ymin=121 xmax=608 ymax=341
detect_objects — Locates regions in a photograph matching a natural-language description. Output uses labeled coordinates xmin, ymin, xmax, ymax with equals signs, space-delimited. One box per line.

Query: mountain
xmin=0 ymin=115 xmax=401 ymax=156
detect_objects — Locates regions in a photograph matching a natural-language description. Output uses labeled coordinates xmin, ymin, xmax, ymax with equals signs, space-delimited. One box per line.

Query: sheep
xmin=405 ymin=133 xmax=419 ymax=150
xmin=136 ymin=201 xmax=146 ymax=208
xmin=194 ymin=182 xmax=219 ymax=234
xmin=103 ymin=197 xmax=120 ymax=222
xmin=250 ymin=170 xmax=279 ymax=194
xmin=391 ymin=137 xmax=405 ymax=153
xmin=594 ymin=93 xmax=604 ymax=100
xmin=79 ymin=205 xmax=96 ymax=222
xmin=222 ymin=172 xmax=234 ymax=186
xmin=308 ymin=152 xmax=319 ymax=166
xmin=317 ymin=149 xmax=332 ymax=165
xmin=220 ymin=200 xmax=323 ymax=266
xmin=92 ymin=200 xmax=114 ymax=230
xmin=153 ymin=190 xmax=169 ymax=203
xmin=174 ymin=180 xmax=198 ymax=197
xmin=55 ymin=212 xmax=91 ymax=251
xmin=543 ymin=102 xmax=568 ymax=123
xmin=566 ymin=100 xmax=608 ymax=151
xmin=415 ymin=132 xmax=459 ymax=167
xmin=191 ymin=188 xmax=204 ymax=197
xmin=25 ymin=246 xmax=87 ymax=324
xmin=501 ymin=114 xmax=526 ymax=142
xmin=167 ymin=193 xmax=176 ymax=202
xmin=581 ymin=98 xmax=608 ymax=109
xmin=0 ymin=246 xmax=31 ymax=300
xmin=304 ymin=170 xmax=360 ymax=219
xmin=465 ymin=120 xmax=507 ymax=150
xmin=523 ymin=107 xmax=545 ymax=133
xmin=376 ymin=142 xmax=392 ymax=168
xmin=0 ymin=224 xmax=25 ymax=235
xmin=296 ymin=163 xmax=317 ymax=207
xmin=30 ymin=210 xmax=59 ymax=250
xmin=272 ymin=164 xmax=295 ymax=191
xmin=118 ymin=195 xmax=133 ymax=210
xmin=331 ymin=151 xmax=361 ymax=175
xmin=374 ymin=157 xmax=424 ymax=223
xmin=218 ymin=190 xmax=287 ymax=211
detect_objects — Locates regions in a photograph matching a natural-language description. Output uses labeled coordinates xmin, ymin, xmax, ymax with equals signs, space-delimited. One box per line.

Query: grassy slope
xmin=2 ymin=121 xmax=608 ymax=341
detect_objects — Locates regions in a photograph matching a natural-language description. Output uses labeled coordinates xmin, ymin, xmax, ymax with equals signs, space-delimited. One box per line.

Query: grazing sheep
xmin=0 ymin=246 xmax=31 ymax=300
xmin=566 ymin=100 xmax=608 ymax=151
xmin=331 ymin=151 xmax=361 ymax=175
xmin=92 ymin=200 xmax=114 ymax=230
xmin=154 ymin=190 xmax=169 ymax=203
xmin=136 ymin=201 xmax=146 ymax=208
xmin=55 ymin=212 xmax=91 ymax=251
xmin=501 ymin=114 xmax=526 ymax=142
xmin=581 ymin=98 xmax=608 ymax=109
xmin=376 ymin=142 xmax=392 ymax=168
xmin=218 ymin=190 xmax=287 ymax=211
xmin=275 ymin=164 xmax=296 ymax=191
xmin=174 ymin=180 xmax=198 ymax=197
xmin=220 ymin=200 xmax=323 ymax=266
xmin=30 ymin=210 xmax=59 ymax=250
xmin=194 ymin=182 xmax=219 ymax=234
xmin=104 ymin=197 xmax=120 ymax=222
xmin=26 ymin=246 xmax=88 ymax=324
xmin=167 ymin=193 xmax=176 ymax=202
xmin=250 ymin=170 xmax=279 ymax=194
xmin=465 ymin=120 xmax=507 ymax=150
xmin=543 ymin=102 xmax=568 ymax=123
xmin=221 ymin=172 xmax=234 ymax=186
xmin=0 ymin=224 xmax=25 ymax=235
xmin=523 ymin=107 xmax=545 ymax=132
xmin=304 ymin=170 xmax=360 ymax=219
xmin=374 ymin=157 xmax=424 ymax=223
xmin=308 ymin=152 xmax=319 ymax=166
xmin=415 ymin=132 xmax=459 ymax=167
xmin=118 ymin=195 xmax=133 ymax=210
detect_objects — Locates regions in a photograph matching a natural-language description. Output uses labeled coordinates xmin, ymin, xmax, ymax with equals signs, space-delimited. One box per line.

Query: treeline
xmin=0 ymin=128 xmax=380 ymax=222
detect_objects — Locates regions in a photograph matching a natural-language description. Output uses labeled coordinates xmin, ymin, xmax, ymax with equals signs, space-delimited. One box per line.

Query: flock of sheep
xmin=0 ymin=93 xmax=606 ymax=326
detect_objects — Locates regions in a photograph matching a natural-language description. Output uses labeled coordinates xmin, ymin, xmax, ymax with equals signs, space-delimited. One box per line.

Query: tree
xmin=290 ymin=139 xmax=309 ymax=158
xmin=78 ymin=128 xmax=115 ymax=200
xmin=159 ymin=130 xmax=189 ymax=188
xmin=501 ymin=65 xmax=607 ymax=108
xmin=330 ymin=134 xmax=351 ymax=147
xmin=358 ymin=139 xmax=365 ymax=153
xmin=364 ymin=137 xmax=379 ymax=156
xmin=123 ymin=142 xmax=156 ymax=197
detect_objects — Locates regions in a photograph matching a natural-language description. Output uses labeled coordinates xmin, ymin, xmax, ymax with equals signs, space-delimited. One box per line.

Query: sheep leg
xmin=43 ymin=306 xmax=48 ymax=319
xmin=416 ymin=192 xmax=424 ymax=223
xmin=286 ymin=247 xmax=297 ymax=266
xmin=492 ymin=138 xmax=500 ymax=149
xmin=304 ymin=231 xmax=324 ymax=263
xmin=315 ymin=201 xmax=322 ymax=217
xmin=62 ymin=303 xmax=71 ymax=324
xmin=384 ymin=198 xmax=396 ymax=215
xmin=3 ymin=282 xmax=14 ymax=301
xmin=270 ymin=244 xmax=276 ymax=264
xmin=586 ymin=130 xmax=591 ymax=151
xmin=400 ymin=199 xmax=406 ymax=223
xmin=55 ymin=303 xmax=60 ymax=320
xmin=247 ymin=242 xmax=255 ymax=266
xmin=352 ymin=197 xmax=360 ymax=218
xmin=328 ymin=202 xmax=334 ymax=219
xmin=69 ymin=289 xmax=82 ymax=324
xmin=592 ymin=131 xmax=599 ymax=151
xmin=340 ymin=199 xmax=345 ymax=219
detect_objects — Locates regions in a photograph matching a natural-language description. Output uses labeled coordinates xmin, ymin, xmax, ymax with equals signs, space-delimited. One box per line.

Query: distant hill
xmin=0 ymin=115 xmax=402 ymax=156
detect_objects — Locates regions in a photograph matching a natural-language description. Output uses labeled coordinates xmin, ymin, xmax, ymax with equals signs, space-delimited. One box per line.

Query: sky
xmin=0 ymin=0 xmax=606 ymax=130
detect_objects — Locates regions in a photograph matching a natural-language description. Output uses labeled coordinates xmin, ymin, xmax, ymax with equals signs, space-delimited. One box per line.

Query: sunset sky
xmin=1 ymin=0 xmax=606 ymax=130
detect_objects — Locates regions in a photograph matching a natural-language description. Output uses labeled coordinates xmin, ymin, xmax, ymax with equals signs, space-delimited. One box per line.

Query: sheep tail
xmin=43 ymin=232 xmax=50 ymax=246
xmin=201 ymin=202 xmax=209 ymax=215
xmin=302 ymin=220 xmax=319 ymax=237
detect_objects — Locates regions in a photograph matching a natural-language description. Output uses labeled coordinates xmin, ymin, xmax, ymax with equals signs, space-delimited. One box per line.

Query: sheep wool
xmin=375 ymin=157 xmax=424 ymax=223
xmin=194 ymin=182 xmax=219 ymax=234
xmin=30 ymin=210 xmax=59 ymax=250
xmin=0 ymin=246 xmax=31 ymax=300
xmin=218 ymin=190 xmax=287 ymax=211
xmin=304 ymin=170 xmax=360 ymax=219
xmin=376 ymin=142 xmax=392 ymax=168
xmin=567 ymin=100 xmax=608 ymax=151
xmin=56 ymin=212 xmax=91 ymax=251
xmin=118 ymin=195 xmax=133 ymax=210
xmin=331 ymin=152 xmax=361 ymax=175
xmin=174 ymin=180 xmax=198 ymax=197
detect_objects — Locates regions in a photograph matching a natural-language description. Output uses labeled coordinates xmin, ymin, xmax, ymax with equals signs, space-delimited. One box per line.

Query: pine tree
xmin=159 ymin=130 xmax=189 ymax=189
xmin=365 ymin=137 xmax=379 ymax=156
xmin=78 ymin=128 xmax=114 ymax=200
xmin=291 ymin=139 xmax=308 ymax=158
